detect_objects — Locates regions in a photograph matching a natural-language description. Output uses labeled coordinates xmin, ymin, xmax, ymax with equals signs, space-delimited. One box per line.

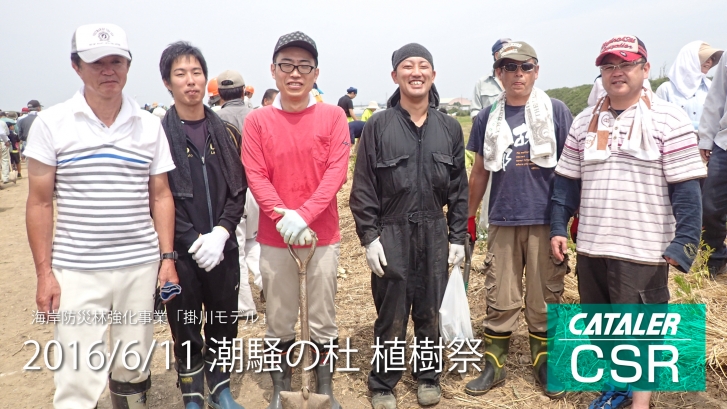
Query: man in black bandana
xmin=350 ymin=43 xmax=468 ymax=409
xmin=159 ymin=41 xmax=247 ymax=409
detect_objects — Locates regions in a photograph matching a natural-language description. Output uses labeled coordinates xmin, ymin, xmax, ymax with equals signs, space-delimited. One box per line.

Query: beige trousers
xmin=260 ymin=243 xmax=340 ymax=344
xmin=482 ymin=225 xmax=567 ymax=333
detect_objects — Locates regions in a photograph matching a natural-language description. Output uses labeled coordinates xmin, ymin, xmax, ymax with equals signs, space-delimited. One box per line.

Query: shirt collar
xmin=272 ymin=92 xmax=316 ymax=111
xmin=70 ymin=87 xmax=141 ymax=127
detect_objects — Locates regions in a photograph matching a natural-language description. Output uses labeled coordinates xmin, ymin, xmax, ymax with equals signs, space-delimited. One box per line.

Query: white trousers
xmin=52 ymin=262 xmax=158 ymax=409
xmin=236 ymin=221 xmax=262 ymax=314
xmin=0 ymin=143 xmax=10 ymax=182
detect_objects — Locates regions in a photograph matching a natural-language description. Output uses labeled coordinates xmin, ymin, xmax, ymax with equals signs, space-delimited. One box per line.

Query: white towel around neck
xmin=584 ymin=88 xmax=660 ymax=163
xmin=482 ymin=88 xmax=556 ymax=172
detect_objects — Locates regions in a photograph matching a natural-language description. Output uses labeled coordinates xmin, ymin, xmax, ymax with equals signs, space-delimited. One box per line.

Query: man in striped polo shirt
xmin=25 ymin=24 xmax=178 ymax=409
xmin=550 ymin=35 xmax=706 ymax=409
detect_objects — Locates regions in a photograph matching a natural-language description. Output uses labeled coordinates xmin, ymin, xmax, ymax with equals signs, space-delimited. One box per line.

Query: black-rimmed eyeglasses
xmin=275 ymin=63 xmax=316 ymax=74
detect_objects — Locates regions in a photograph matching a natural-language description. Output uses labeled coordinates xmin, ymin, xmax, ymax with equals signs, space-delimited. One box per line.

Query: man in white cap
xmin=24 ymin=23 xmax=178 ymax=409
xmin=360 ymin=101 xmax=378 ymax=121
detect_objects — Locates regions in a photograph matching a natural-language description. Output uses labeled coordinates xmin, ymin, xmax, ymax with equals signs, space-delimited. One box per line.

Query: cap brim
xmin=218 ymin=83 xmax=245 ymax=90
xmin=78 ymin=47 xmax=131 ymax=63
xmin=277 ymin=41 xmax=318 ymax=59
xmin=493 ymin=53 xmax=535 ymax=69
xmin=595 ymin=51 xmax=642 ymax=66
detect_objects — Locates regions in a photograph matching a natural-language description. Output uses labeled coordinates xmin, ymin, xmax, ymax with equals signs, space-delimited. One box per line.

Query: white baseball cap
xmin=71 ymin=23 xmax=131 ymax=63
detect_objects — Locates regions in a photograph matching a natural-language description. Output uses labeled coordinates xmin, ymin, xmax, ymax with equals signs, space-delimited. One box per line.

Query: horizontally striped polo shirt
xmin=556 ymin=97 xmax=706 ymax=265
xmin=24 ymin=89 xmax=175 ymax=271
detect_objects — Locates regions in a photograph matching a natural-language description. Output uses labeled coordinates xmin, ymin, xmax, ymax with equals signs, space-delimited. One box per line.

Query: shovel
xmin=279 ymin=231 xmax=332 ymax=409
xmin=455 ymin=235 xmax=474 ymax=380
xmin=463 ymin=235 xmax=473 ymax=293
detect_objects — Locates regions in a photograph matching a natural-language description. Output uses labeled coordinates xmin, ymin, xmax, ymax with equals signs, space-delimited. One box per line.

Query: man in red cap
xmin=551 ymin=35 xmax=705 ymax=409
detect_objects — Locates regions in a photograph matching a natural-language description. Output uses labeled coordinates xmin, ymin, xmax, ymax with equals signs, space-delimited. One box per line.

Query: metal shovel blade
xmin=280 ymin=389 xmax=331 ymax=409
xmin=280 ymin=231 xmax=331 ymax=409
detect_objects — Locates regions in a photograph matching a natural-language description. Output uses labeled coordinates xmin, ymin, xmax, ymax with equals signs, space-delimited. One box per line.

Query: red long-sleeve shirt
xmin=242 ymin=103 xmax=350 ymax=248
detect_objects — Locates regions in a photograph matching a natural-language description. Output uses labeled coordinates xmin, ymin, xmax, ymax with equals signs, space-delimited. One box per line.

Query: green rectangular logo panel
xmin=547 ymin=304 xmax=705 ymax=392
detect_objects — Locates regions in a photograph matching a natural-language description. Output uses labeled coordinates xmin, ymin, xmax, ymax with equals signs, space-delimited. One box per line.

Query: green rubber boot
xmin=530 ymin=332 xmax=565 ymax=399
xmin=464 ymin=332 xmax=510 ymax=396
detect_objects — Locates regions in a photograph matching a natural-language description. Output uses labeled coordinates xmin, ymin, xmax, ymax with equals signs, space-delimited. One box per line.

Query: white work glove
xmin=294 ymin=228 xmax=314 ymax=247
xmin=274 ymin=207 xmax=309 ymax=245
xmin=365 ymin=237 xmax=388 ymax=277
xmin=448 ymin=243 xmax=465 ymax=266
xmin=189 ymin=226 xmax=230 ymax=272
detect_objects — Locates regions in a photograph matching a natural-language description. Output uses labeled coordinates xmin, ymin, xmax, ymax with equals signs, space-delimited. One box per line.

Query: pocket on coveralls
xmin=376 ymin=155 xmax=411 ymax=197
xmin=378 ymin=224 xmax=410 ymax=280
xmin=431 ymin=152 xmax=454 ymax=191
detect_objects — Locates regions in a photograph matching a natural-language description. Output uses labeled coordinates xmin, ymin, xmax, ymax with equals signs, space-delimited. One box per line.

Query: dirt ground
xmin=1 ymin=167 xmax=727 ymax=408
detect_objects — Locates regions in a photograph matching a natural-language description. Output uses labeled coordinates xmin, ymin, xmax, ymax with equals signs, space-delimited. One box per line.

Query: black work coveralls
xmin=166 ymin=120 xmax=247 ymax=371
xmin=350 ymin=96 xmax=468 ymax=391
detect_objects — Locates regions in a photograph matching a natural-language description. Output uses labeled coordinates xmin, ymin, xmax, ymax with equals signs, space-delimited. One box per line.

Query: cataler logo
xmin=547 ymin=304 xmax=705 ymax=392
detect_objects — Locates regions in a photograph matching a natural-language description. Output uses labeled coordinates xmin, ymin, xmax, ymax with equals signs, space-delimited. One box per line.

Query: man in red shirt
xmin=242 ymin=31 xmax=349 ymax=409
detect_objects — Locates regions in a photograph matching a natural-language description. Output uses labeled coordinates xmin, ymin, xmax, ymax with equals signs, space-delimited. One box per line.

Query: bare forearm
xmin=468 ymin=165 xmax=489 ymax=217
xmin=152 ymin=195 xmax=175 ymax=253
xmin=26 ymin=201 xmax=54 ymax=276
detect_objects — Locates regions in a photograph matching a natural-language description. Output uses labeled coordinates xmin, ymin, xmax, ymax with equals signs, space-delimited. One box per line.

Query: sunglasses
xmin=501 ymin=62 xmax=537 ymax=72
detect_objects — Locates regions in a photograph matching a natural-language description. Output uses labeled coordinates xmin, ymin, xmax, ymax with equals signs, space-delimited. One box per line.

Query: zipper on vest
xmin=201 ymin=134 xmax=215 ymax=231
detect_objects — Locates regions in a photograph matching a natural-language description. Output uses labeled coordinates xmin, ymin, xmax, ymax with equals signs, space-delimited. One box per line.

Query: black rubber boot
xmin=313 ymin=339 xmax=342 ymax=409
xmin=464 ymin=331 xmax=510 ymax=396
xmin=176 ymin=357 xmax=205 ymax=409
xmin=205 ymin=359 xmax=244 ymax=409
xmin=530 ymin=332 xmax=565 ymax=399
xmin=109 ymin=375 xmax=151 ymax=409
xmin=267 ymin=339 xmax=295 ymax=409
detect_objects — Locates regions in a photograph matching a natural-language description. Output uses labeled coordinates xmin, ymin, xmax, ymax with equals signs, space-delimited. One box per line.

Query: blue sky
xmin=2 ymin=0 xmax=725 ymax=110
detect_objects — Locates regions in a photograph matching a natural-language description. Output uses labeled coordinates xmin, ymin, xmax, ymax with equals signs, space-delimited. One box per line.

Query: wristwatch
xmin=161 ymin=251 xmax=178 ymax=262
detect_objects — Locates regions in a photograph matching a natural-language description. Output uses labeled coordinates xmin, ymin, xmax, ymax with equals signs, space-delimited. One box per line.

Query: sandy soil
xmin=1 ymin=168 xmax=726 ymax=408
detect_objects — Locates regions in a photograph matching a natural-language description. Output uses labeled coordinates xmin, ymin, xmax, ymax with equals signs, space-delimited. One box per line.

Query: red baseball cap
xmin=595 ymin=35 xmax=647 ymax=66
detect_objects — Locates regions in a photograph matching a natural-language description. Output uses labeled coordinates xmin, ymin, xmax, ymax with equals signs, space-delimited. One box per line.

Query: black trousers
xmin=576 ymin=255 xmax=669 ymax=390
xmin=576 ymin=255 xmax=669 ymax=305
xmin=167 ymin=249 xmax=240 ymax=367
xmin=367 ymin=216 xmax=449 ymax=392
xmin=702 ymin=145 xmax=727 ymax=263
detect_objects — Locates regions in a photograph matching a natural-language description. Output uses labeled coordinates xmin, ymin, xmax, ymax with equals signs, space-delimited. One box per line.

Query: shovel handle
xmin=463 ymin=235 xmax=473 ymax=292
xmin=287 ymin=230 xmax=318 ymax=272
xmin=286 ymin=230 xmax=318 ymax=395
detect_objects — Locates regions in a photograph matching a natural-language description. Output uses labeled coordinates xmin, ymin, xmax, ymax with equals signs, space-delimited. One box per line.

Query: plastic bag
xmin=439 ymin=265 xmax=474 ymax=343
